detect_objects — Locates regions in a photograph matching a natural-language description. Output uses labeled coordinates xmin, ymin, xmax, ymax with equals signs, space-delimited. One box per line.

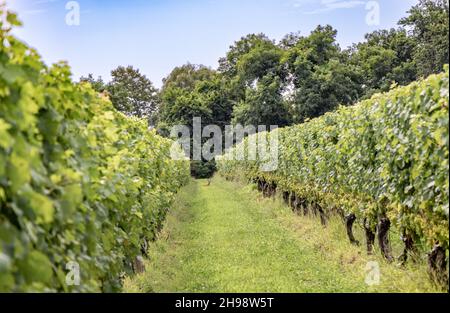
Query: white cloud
xmin=34 ymin=0 xmax=59 ymax=4
xmin=323 ymin=0 xmax=365 ymax=9
xmin=23 ymin=9 xmax=49 ymax=15
xmin=291 ymin=0 xmax=366 ymax=14
xmin=11 ymin=0 xmax=58 ymax=16
xmin=288 ymin=0 xmax=315 ymax=8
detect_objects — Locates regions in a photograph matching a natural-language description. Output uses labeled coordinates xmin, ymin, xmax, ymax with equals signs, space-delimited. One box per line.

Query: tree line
xmin=81 ymin=0 xmax=449 ymax=178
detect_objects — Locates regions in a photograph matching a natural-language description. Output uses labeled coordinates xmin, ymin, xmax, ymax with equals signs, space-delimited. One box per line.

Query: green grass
xmin=124 ymin=176 xmax=441 ymax=293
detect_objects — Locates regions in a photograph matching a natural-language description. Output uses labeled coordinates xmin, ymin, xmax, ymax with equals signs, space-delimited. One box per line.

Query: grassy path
xmin=124 ymin=177 xmax=438 ymax=293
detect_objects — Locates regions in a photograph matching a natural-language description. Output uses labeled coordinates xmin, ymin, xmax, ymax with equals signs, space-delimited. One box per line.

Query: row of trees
xmin=82 ymin=0 xmax=449 ymax=177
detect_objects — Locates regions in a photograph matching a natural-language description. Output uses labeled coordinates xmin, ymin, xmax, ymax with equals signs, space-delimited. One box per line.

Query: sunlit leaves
xmin=0 ymin=8 xmax=190 ymax=292
xmin=218 ymin=68 xmax=449 ymax=252
xmin=0 ymin=118 xmax=13 ymax=149
xmin=17 ymin=251 xmax=53 ymax=285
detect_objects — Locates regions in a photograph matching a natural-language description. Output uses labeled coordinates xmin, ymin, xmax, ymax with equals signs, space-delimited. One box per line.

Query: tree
xmin=161 ymin=63 xmax=215 ymax=92
xmin=236 ymin=43 xmax=285 ymax=85
xmin=288 ymin=58 xmax=361 ymax=121
xmin=348 ymin=28 xmax=418 ymax=97
xmin=286 ymin=25 xmax=340 ymax=67
xmin=158 ymin=85 xmax=212 ymax=127
xmin=195 ymin=76 xmax=234 ymax=130
xmin=232 ymin=74 xmax=290 ymax=128
xmin=279 ymin=31 xmax=302 ymax=50
xmin=80 ymin=74 xmax=106 ymax=92
xmin=399 ymin=0 xmax=449 ymax=77
xmin=107 ymin=66 xmax=159 ymax=122
xmin=218 ymin=33 xmax=276 ymax=78
xmin=284 ymin=25 xmax=362 ymax=122
xmin=158 ymin=64 xmax=217 ymax=125
xmin=158 ymin=64 xmax=228 ymax=178
xmin=218 ymin=33 xmax=290 ymax=127
xmin=158 ymin=64 xmax=235 ymax=130
xmin=218 ymin=34 xmax=279 ymax=109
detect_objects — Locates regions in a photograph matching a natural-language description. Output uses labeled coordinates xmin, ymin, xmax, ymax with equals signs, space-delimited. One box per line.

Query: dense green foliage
xmin=157 ymin=64 xmax=233 ymax=178
xmin=0 ymin=0 xmax=448 ymax=293
xmin=217 ymin=69 xmax=449 ymax=253
xmin=348 ymin=28 xmax=417 ymax=97
xmin=156 ymin=0 xmax=449 ymax=129
xmin=0 ymin=11 xmax=190 ymax=292
xmin=76 ymin=1 xmax=449 ymax=134
xmin=399 ymin=0 xmax=449 ymax=78
xmin=84 ymin=1 xmax=448 ymax=179
xmin=81 ymin=66 xmax=159 ymax=123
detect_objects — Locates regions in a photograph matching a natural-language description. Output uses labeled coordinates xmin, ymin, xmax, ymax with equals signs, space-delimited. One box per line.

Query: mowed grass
xmin=124 ymin=177 xmax=440 ymax=293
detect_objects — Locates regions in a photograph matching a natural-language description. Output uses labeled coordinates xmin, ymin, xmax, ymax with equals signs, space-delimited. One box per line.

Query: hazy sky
xmin=7 ymin=0 xmax=418 ymax=87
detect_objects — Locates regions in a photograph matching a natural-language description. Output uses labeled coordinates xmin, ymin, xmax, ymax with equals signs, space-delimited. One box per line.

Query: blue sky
xmin=8 ymin=0 xmax=418 ymax=87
